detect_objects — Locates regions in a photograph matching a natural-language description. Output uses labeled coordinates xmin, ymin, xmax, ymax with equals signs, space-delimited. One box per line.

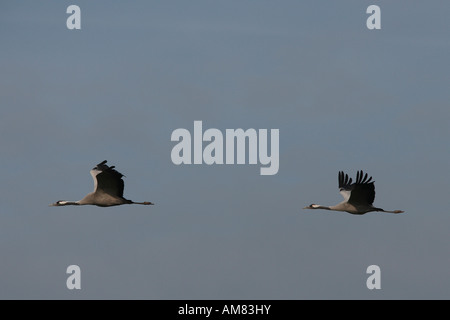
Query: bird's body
xmin=50 ymin=160 xmax=153 ymax=207
xmin=304 ymin=171 xmax=404 ymax=215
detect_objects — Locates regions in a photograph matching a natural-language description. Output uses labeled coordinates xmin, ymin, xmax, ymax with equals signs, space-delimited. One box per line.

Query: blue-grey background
xmin=1 ymin=1 xmax=449 ymax=299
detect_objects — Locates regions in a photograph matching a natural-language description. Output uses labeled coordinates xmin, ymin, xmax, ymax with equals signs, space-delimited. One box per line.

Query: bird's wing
xmin=339 ymin=189 xmax=351 ymax=202
xmin=347 ymin=170 xmax=375 ymax=205
xmin=90 ymin=160 xmax=125 ymax=197
xmin=338 ymin=171 xmax=353 ymax=201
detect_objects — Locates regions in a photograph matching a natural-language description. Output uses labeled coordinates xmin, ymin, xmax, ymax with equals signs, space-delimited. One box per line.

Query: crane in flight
xmin=50 ymin=160 xmax=154 ymax=207
xmin=303 ymin=170 xmax=404 ymax=215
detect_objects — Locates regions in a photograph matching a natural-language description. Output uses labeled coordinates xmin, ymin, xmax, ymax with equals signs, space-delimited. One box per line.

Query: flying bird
xmin=50 ymin=160 xmax=154 ymax=207
xmin=303 ymin=170 xmax=404 ymax=215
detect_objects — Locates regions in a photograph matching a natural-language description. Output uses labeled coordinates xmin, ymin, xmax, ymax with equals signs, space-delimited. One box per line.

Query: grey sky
xmin=1 ymin=1 xmax=449 ymax=299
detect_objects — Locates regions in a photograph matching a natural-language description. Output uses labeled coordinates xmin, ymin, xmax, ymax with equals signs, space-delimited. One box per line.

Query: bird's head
xmin=50 ymin=200 xmax=78 ymax=207
xmin=49 ymin=200 xmax=72 ymax=206
xmin=303 ymin=204 xmax=321 ymax=209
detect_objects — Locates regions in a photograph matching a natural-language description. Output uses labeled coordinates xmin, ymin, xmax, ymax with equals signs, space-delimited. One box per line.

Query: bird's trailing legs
xmin=131 ymin=201 xmax=154 ymax=205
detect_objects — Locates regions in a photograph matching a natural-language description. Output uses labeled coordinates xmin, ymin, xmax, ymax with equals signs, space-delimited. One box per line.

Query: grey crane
xmin=303 ymin=170 xmax=404 ymax=215
xmin=50 ymin=160 xmax=154 ymax=207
